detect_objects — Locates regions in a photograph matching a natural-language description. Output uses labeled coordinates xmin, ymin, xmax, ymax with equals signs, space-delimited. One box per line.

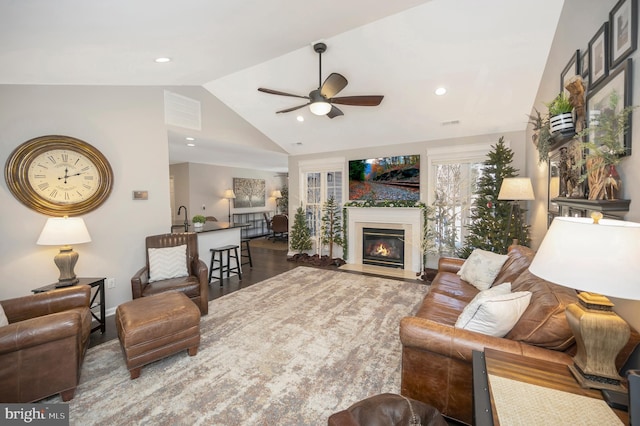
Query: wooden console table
xmin=473 ymin=349 xmax=627 ymax=425
xmin=32 ymin=277 xmax=106 ymax=334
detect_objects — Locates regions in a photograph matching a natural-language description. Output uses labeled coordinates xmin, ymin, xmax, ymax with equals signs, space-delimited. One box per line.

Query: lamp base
xmin=565 ymin=292 xmax=630 ymax=391
xmin=53 ymin=245 xmax=80 ymax=285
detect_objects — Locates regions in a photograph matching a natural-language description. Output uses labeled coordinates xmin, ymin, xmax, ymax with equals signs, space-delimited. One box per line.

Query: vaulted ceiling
xmin=0 ymin=0 xmax=564 ymax=172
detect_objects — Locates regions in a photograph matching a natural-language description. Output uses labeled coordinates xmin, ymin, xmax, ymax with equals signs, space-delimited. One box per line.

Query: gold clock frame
xmin=5 ymin=135 xmax=114 ymax=216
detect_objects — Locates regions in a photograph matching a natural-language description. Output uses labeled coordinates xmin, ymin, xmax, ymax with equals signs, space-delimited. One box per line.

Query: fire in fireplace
xmin=362 ymin=228 xmax=405 ymax=269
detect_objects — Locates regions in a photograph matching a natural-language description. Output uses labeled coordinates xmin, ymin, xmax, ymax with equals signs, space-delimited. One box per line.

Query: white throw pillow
xmin=455 ymin=282 xmax=511 ymax=329
xmin=456 ymin=291 xmax=532 ymax=337
xmin=457 ymin=249 xmax=509 ymax=290
xmin=148 ymin=244 xmax=189 ymax=283
xmin=0 ymin=303 xmax=8 ymax=327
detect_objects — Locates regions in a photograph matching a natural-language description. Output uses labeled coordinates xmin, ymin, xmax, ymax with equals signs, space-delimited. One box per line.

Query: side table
xmin=473 ymin=349 xmax=628 ymax=425
xmin=32 ymin=277 xmax=106 ymax=334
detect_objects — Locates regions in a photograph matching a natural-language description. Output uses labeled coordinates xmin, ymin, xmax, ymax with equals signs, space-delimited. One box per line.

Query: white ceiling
xmin=0 ymin=0 xmax=564 ymax=173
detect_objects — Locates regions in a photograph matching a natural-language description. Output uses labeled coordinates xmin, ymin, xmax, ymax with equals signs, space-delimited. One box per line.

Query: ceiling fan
xmin=258 ymin=42 xmax=384 ymax=119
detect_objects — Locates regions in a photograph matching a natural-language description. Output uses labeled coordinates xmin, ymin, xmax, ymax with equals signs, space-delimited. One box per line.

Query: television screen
xmin=348 ymin=155 xmax=420 ymax=201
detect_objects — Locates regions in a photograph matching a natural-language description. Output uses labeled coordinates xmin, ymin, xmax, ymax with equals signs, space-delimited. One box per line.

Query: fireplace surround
xmin=345 ymin=207 xmax=423 ymax=274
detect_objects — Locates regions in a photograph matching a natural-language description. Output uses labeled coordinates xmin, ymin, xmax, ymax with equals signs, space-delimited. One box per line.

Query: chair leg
xmin=233 ymin=246 xmax=242 ymax=280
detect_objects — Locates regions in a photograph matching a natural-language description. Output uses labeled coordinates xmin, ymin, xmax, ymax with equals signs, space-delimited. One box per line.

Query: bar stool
xmin=241 ymin=239 xmax=253 ymax=268
xmin=208 ymin=245 xmax=241 ymax=285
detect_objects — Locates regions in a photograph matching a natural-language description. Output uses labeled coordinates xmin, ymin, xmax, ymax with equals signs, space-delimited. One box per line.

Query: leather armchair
xmin=131 ymin=232 xmax=209 ymax=315
xmin=0 ymin=285 xmax=92 ymax=402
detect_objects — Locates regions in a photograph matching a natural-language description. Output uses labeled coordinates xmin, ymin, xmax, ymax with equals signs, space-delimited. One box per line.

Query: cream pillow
xmin=0 ymin=303 xmax=8 ymax=327
xmin=457 ymin=249 xmax=509 ymax=290
xmin=455 ymin=291 xmax=532 ymax=337
xmin=148 ymin=244 xmax=189 ymax=283
xmin=455 ymin=282 xmax=511 ymax=329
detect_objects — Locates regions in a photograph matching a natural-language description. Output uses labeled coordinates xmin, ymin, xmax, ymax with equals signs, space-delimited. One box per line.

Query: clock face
xmin=27 ymin=149 xmax=101 ymax=204
xmin=5 ymin=135 xmax=113 ymax=216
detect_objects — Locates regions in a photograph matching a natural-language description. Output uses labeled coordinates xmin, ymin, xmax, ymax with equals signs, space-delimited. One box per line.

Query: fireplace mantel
xmin=345 ymin=207 xmax=423 ymax=274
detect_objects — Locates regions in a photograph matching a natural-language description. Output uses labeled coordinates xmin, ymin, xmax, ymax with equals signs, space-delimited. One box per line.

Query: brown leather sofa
xmin=0 ymin=285 xmax=92 ymax=402
xmin=400 ymin=245 xmax=640 ymax=425
xmin=131 ymin=232 xmax=209 ymax=315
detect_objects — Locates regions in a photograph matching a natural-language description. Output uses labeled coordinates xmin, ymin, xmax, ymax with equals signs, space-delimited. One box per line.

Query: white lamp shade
xmin=272 ymin=190 xmax=282 ymax=198
xmin=37 ymin=217 xmax=92 ymax=246
xmin=309 ymin=101 xmax=331 ymax=115
xmin=498 ymin=177 xmax=535 ymax=200
xmin=529 ymin=216 xmax=640 ymax=300
xmin=223 ymin=189 xmax=236 ymax=199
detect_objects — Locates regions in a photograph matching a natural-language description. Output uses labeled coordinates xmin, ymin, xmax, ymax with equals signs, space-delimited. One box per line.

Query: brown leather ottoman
xmin=115 ymin=292 xmax=201 ymax=379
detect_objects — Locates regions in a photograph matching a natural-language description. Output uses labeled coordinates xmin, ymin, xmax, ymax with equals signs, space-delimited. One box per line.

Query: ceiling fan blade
xmin=276 ymin=103 xmax=310 ymax=114
xmin=258 ymin=88 xmax=309 ymax=100
xmin=327 ymin=105 xmax=344 ymax=119
xmin=320 ymin=73 xmax=348 ymax=98
xmin=331 ymin=95 xmax=384 ymax=106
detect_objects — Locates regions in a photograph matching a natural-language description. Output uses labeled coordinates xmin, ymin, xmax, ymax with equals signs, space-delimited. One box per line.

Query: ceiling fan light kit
xmin=258 ymin=42 xmax=383 ymax=118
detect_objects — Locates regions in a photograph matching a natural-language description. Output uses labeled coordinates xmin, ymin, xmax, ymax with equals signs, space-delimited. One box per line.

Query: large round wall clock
xmin=5 ymin=135 xmax=114 ymax=216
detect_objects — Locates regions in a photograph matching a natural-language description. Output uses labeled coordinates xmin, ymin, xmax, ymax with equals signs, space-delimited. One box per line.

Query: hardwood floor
xmin=89 ymin=244 xmax=299 ymax=348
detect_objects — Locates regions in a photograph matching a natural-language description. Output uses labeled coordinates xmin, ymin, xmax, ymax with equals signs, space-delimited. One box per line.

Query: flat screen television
xmin=348 ymin=155 xmax=420 ymax=201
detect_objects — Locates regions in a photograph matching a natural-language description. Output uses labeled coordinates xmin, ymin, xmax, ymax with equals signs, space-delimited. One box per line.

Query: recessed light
xmin=186 ymin=143 xmax=196 ymax=147
xmin=435 ymin=87 xmax=447 ymax=96
xmin=185 ymin=137 xmax=195 ymax=141
xmin=296 ymin=116 xmax=304 ymax=122
xmin=155 ymin=57 xmax=171 ymax=63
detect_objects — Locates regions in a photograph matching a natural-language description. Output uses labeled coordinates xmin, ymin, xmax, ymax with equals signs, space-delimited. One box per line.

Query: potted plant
xmin=546 ymin=92 xmax=574 ymax=134
xmin=575 ymin=91 xmax=634 ymax=200
xmin=192 ymin=215 xmax=206 ymax=228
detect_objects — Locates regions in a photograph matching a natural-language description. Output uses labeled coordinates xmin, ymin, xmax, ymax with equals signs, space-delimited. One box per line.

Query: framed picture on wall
xmin=589 ymin=22 xmax=609 ymax=88
xmin=560 ymin=50 xmax=580 ymax=93
xmin=609 ymin=0 xmax=638 ymax=68
xmin=586 ymin=58 xmax=633 ymax=156
xmin=233 ymin=178 xmax=266 ymax=208
xmin=580 ymin=49 xmax=590 ymax=80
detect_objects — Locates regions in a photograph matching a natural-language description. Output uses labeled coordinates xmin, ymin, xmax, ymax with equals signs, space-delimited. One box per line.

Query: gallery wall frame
xmin=561 ymin=50 xmax=581 ymax=93
xmin=610 ymin=0 xmax=638 ymax=68
xmin=589 ymin=22 xmax=610 ymax=88
xmin=586 ymin=57 xmax=633 ymax=157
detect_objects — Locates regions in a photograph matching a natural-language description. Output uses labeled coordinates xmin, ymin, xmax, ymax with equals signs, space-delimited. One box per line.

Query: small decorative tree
xmin=320 ymin=195 xmax=344 ymax=259
xmin=457 ymin=137 xmax=524 ymax=257
xmin=290 ymin=205 xmax=312 ymax=253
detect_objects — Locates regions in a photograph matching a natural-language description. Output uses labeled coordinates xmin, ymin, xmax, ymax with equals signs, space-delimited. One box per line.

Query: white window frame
xmin=298 ymin=158 xmax=346 ymax=254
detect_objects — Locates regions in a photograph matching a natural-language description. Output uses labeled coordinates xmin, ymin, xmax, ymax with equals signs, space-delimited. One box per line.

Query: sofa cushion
xmin=456 ymin=290 xmax=531 ymax=337
xmin=457 ymin=249 xmax=509 ymax=290
xmin=148 ymin=244 xmax=189 ymax=283
xmin=493 ymin=245 xmax=536 ymax=286
xmin=506 ymin=269 xmax=578 ymax=350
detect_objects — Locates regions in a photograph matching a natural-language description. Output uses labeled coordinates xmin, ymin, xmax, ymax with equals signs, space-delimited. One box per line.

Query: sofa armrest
xmin=0 ymin=310 xmax=83 ymax=355
xmin=437 ymin=257 xmax=465 ymax=274
xmin=1 ymin=285 xmax=90 ymax=323
xmin=399 ymin=316 xmax=573 ymax=365
xmin=193 ymin=258 xmax=209 ymax=300
xmin=130 ymin=266 xmax=149 ymax=299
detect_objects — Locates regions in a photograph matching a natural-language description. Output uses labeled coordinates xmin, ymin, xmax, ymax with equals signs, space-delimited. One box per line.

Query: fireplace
xmin=362 ymin=228 xmax=405 ymax=269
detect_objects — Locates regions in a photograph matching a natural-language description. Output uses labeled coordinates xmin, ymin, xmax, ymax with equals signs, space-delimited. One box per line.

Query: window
xmin=299 ymin=159 xmax=344 ymax=254
xmin=426 ymin=144 xmax=497 ymax=262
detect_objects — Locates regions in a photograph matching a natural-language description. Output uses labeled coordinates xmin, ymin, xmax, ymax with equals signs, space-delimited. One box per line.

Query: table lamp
xmin=37 ymin=216 xmax=92 ymax=286
xmin=529 ymin=213 xmax=640 ymax=391
xmin=497 ymin=177 xmax=535 ymax=246
xmin=272 ymin=190 xmax=282 ymax=214
xmin=223 ymin=189 xmax=236 ymax=222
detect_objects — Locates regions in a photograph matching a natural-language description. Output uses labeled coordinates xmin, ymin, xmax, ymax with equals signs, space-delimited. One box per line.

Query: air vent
xmin=164 ymin=90 xmax=202 ymax=130
xmin=441 ymin=120 xmax=460 ymax=126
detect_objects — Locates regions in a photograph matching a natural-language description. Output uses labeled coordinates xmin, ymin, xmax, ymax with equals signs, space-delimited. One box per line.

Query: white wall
xmin=0 ymin=85 xmax=170 ymax=312
xmin=526 ymin=0 xmax=640 ymax=330
xmin=170 ymin=162 xmax=286 ymax=223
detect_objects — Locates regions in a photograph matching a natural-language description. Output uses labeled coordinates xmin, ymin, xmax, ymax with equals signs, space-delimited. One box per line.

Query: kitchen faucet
xmin=177 ymin=205 xmax=189 ymax=232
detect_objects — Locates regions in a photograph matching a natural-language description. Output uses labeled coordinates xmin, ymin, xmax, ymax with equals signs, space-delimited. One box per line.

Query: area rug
xmin=45 ymin=267 xmax=429 ymax=425
xmin=249 ymin=237 xmax=288 ymax=251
